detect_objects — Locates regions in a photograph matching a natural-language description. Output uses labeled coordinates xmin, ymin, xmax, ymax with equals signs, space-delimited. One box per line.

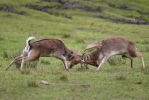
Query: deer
xmin=5 ymin=37 xmax=82 ymax=71
xmin=82 ymin=37 xmax=145 ymax=70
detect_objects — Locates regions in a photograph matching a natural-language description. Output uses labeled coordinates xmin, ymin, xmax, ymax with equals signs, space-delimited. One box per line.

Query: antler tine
xmin=85 ymin=42 xmax=102 ymax=50
xmin=82 ymin=42 xmax=102 ymax=62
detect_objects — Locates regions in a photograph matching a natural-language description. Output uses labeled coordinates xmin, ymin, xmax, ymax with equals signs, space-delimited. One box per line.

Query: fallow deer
xmin=6 ymin=37 xmax=82 ymax=71
xmin=83 ymin=37 xmax=145 ymax=70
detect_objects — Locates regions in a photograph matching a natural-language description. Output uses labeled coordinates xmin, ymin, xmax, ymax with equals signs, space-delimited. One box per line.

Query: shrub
xmin=2 ymin=50 xmax=9 ymax=59
xmin=4 ymin=50 xmax=38 ymax=69
xmin=145 ymin=46 xmax=149 ymax=52
xmin=141 ymin=40 xmax=149 ymax=44
xmin=28 ymin=79 xmax=38 ymax=87
xmin=40 ymin=59 xmax=51 ymax=65
xmin=107 ymin=56 xmax=126 ymax=66
xmin=115 ymin=75 xmax=126 ymax=80
xmin=20 ymin=68 xmax=31 ymax=74
xmin=143 ymin=66 xmax=149 ymax=75
xmin=76 ymin=38 xmax=85 ymax=43
xmin=59 ymin=74 xmax=68 ymax=81
xmin=62 ymin=33 xmax=71 ymax=38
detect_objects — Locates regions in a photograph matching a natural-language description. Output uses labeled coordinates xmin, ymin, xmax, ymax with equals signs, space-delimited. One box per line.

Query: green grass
xmin=0 ymin=0 xmax=149 ymax=100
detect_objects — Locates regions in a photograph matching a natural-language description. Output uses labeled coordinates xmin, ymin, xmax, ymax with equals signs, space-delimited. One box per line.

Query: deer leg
xmin=62 ymin=59 xmax=69 ymax=72
xmin=20 ymin=53 xmax=40 ymax=71
xmin=127 ymin=57 xmax=133 ymax=68
xmin=96 ymin=55 xmax=109 ymax=71
xmin=6 ymin=56 xmax=22 ymax=70
xmin=81 ymin=59 xmax=88 ymax=69
xmin=136 ymin=52 xmax=145 ymax=69
xmin=85 ymin=63 xmax=89 ymax=69
xmin=130 ymin=58 xmax=133 ymax=68
xmin=83 ymin=63 xmax=89 ymax=69
xmin=56 ymin=55 xmax=69 ymax=71
xmin=122 ymin=55 xmax=133 ymax=68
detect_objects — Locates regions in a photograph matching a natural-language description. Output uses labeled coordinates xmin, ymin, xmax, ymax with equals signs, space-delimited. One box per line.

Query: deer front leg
xmin=96 ymin=55 xmax=109 ymax=71
xmin=136 ymin=52 xmax=145 ymax=69
xmin=56 ymin=54 xmax=69 ymax=72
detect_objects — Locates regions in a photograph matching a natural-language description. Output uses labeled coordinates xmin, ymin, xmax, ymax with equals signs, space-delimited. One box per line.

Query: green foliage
xmin=59 ymin=74 xmax=68 ymax=81
xmin=40 ymin=59 xmax=51 ymax=65
xmin=62 ymin=33 xmax=71 ymax=38
xmin=143 ymin=66 xmax=149 ymax=75
xmin=107 ymin=56 xmax=126 ymax=66
xmin=145 ymin=46 xmax=149 ymax=52
xmin=141 ymin=40 xmax=149 ymax=44
xmin=28 ymin=79 xmax=38 ymax=87
xmin=115 ymin=75 xmax=127 ymax=80
xmin=2 ymin=50 xmax=9 ymax=59
xmin=21 ymin=68 xmax=31 ymax=74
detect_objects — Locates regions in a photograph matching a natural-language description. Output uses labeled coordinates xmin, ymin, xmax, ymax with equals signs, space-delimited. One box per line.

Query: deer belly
xmin=111 ymin=51 xmax=123 ymax=56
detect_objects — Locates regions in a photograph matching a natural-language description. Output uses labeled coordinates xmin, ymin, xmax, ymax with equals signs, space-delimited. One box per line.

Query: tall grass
xmin=107 ymin=56 xmax=126 ymax=66
xmin=28 ymin=79 xmax=38 ymax=87
xmin=3 ymin=50 xmax=38 ymax=70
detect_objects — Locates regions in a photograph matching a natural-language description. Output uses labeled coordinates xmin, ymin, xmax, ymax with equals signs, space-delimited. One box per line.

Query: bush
xmin=107 ymin=56 xmax=126 ymax=66
xmin=40 ymin=59 xmax=51 ymax=65
xmin=145 ymin=46 xmax=149 ymax=52
xmin=28 ymin=79 xmax=38 ymax=87
xmin=115 ymin=75 xmax=126 ymax=80
xmin=2 ymin=50 xmax=9 ymax=59
xmin=59 ymin=74 xmax=68 ymax=81
xmin=62 ymin=33 xmax=71 ymax=38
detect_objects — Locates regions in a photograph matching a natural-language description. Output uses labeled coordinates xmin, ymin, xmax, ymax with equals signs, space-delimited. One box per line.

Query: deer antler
xmin=82 ymin=42 xmax=102 ymax=63
xmin=85 ymin=42 xmax=102 ymax=51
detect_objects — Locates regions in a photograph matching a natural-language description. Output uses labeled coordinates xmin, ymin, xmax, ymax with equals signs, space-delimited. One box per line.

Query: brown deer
xmin=83 ymin=37 xmax=145 ymax=70
xmin=5 ymin=37 xmax=82 ymax=71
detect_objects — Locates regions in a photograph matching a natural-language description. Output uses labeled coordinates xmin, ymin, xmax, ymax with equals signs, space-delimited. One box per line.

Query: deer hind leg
xmin=122 ymin=55 xmax=133 ymax=68
xmin=136 ymin=52 xmax=145 ymax=69
xmin=96 ymin=55 xmax=110 ymax=71
xmin=6 ymin=56 xmax=23 ymax=70
xmin=20 ymin=53 xmax=40 ymax=71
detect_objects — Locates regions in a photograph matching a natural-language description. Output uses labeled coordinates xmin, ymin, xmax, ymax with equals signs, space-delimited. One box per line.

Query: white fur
xmin=26 ymin=36 xmax=36 ymax=46
xmin=22 ymin=37 xmax=36 ymax=56
xmin=99 ymin=53 xmax=103 ymax=60
xmin=111 ymin=51 xmax=121 ymax=56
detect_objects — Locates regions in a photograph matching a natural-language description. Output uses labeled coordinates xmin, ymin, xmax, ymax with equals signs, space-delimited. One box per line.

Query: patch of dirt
xmin=98 ymin=16 xmax=149 ymax=25
xmin=113 ymin=19 xmax=149 ymax=25
xmin=25 ymin=5 xmax=52 ymax=12
xmin=25 ymin=4 xmax=72 ymax=19
xmin=25 ymin=0 xmax=101 ymax=19
xmin=43 ymin=0 xmax=102 ymax=12
xmin=0 ymin=4 xmax=25 ymax=15
xmin=107 ymin=2 xmax=149 ymax=16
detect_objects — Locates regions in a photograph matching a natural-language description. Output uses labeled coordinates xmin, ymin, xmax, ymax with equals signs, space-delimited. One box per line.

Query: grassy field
xmin=0 ymin=0 xmax=149 ymax=100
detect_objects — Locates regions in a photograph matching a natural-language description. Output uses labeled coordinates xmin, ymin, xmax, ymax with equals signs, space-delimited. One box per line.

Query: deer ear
xmin=85 ymin=42 xmax=102 ymax=51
